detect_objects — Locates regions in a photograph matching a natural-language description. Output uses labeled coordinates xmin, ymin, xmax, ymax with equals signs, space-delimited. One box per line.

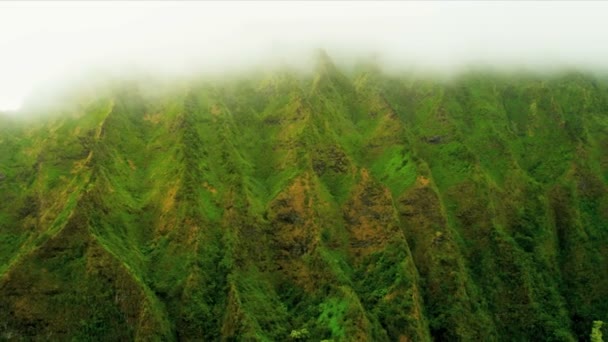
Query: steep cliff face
xmin=0 ymin=59 xmax=607 ymax=341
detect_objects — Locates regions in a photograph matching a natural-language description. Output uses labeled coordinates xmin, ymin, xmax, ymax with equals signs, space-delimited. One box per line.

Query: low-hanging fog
xmin=1 ymin=1 xmax=608 ymax=112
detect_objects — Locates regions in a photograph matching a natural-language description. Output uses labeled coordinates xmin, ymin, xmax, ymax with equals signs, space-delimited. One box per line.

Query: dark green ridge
xmin=0 ymin=55 xmax=607 ymax=341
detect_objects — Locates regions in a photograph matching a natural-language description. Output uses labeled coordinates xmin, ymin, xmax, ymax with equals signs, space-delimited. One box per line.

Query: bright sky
xmin=1 ymin=1 xmax=608 ymax=111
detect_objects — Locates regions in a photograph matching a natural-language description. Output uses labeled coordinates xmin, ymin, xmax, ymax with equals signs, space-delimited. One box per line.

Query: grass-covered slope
xmin=0 ymin=56 xmax=607 ymax=341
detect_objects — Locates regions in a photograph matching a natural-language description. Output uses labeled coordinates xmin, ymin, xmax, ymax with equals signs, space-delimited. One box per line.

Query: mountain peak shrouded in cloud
xmin=1 ymin=2 xmax=608 ymax=340
xmin=2 ymin=1 xmax=608 ymax=111
xmin=314 ymin=49 xmax=335 ymax=71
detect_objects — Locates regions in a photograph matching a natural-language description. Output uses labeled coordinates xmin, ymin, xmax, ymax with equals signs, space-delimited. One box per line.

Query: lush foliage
xmin=0 ymin=55 xmax=607 ymax=341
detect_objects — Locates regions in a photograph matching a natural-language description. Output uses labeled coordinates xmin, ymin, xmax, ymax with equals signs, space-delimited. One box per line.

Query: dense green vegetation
xmin=0 ymin=53 xmax=607 ymax=341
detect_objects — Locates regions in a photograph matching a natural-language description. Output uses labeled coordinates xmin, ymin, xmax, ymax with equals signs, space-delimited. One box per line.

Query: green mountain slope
xmin=1 ymin=56 xmax=607 ymax=341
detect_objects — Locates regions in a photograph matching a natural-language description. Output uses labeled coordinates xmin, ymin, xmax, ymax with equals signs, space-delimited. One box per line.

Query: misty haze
xmin=0 ymin=1 xmax=607 ymax=341
xmin=2 ymin=1 xmax=608 ymax=112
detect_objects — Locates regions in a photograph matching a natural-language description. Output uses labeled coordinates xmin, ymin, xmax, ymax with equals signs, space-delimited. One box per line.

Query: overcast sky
xmin=1 ymin=1 xmax=608 ymax=111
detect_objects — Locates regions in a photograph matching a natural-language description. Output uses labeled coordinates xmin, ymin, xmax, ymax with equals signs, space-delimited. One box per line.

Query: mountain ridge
xmin=0 ymin=55 xmax=607 ymax=341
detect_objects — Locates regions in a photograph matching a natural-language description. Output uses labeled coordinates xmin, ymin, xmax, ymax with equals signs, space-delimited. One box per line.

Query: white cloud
xmin=1 ymin=1 xmax=608 ymax=111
